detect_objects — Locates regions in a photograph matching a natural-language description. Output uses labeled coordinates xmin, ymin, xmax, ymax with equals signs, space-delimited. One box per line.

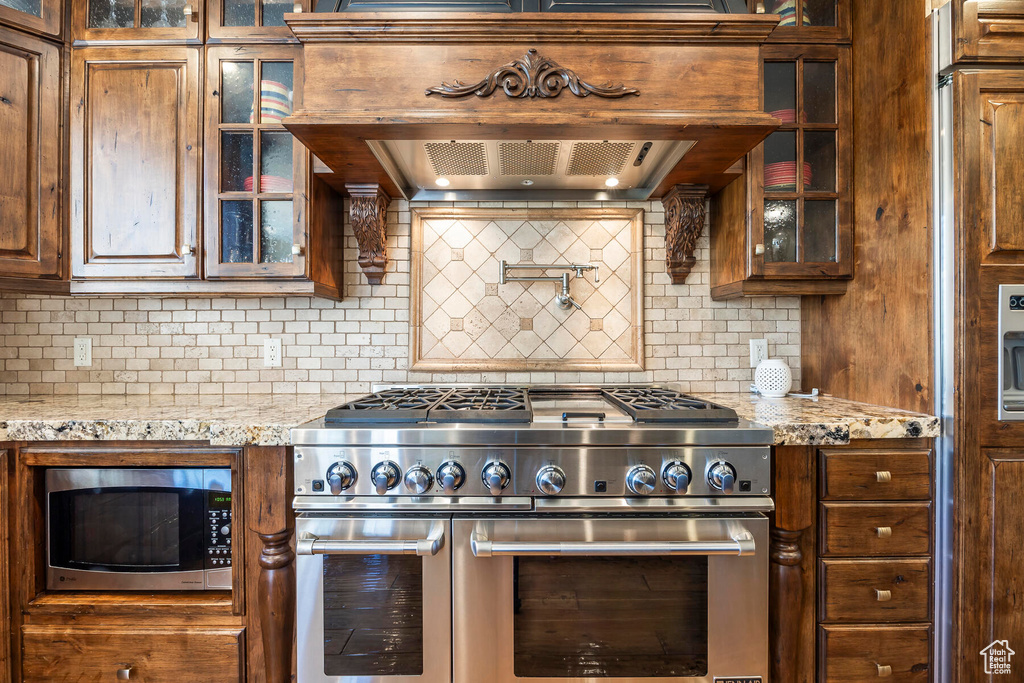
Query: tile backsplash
xmin=0 ymin=200 xmax=800 ymax=396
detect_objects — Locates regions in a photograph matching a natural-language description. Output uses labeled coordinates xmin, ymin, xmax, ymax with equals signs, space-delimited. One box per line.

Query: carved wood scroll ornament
xmin=346 ymin=183 xmax=391 ymax=285
xmin=425 ymin=49 xmax=640 ymax=99
xmin=662 ymin=185 xmax=709 ymax=285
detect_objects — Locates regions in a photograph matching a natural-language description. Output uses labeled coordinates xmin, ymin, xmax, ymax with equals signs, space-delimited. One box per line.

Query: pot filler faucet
xmin=498 ymin=260 xmax=599 ymax=311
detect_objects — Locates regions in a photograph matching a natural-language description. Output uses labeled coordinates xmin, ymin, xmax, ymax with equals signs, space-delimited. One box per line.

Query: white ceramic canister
xmin=754 ymin=358 xmax=793 ymax=398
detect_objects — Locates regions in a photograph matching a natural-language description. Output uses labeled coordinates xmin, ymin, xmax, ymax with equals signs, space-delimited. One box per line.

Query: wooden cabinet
xmin=710 ymin=44 xmax=851 ymax=299
xmin=819 ymin=625 xmax=930 ymax=682
xmin=750 ymin=0 xmax=850 ymax=43
xmin=69 ymin=46 xmax=201 ymax=280
xmin=72 ymin=0 xmax=202 ymax=44
xmin=205 ymin=45 xmax=306 ymax=279
xmin=209 ymin=0 xmax=310 ymax=41
xmin=0 ymin=0 xmax=62 ymax=37
xmin=0 ymin=28 xmax=64 ymax=291
xmin=21 ymin=626 xmax=244 ymax=682
xmin=955 ymin=69 xmax=1024 ymax=266
xmin=944 ymin=0 xmax=1024 ymax=66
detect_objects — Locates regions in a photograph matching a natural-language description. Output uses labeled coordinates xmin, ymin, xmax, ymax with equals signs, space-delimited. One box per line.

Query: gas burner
xmin=602 ymin=387 xmax=739 ymax=423
xmin=325 ymin=388 xmax=453 ymax=424
xmin=430 ymin=388 xmax=533 ymax=423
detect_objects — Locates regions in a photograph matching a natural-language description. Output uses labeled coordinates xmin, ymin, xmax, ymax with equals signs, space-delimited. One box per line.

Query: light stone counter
xmin=0 ymin=391 xmax=939 ymax=447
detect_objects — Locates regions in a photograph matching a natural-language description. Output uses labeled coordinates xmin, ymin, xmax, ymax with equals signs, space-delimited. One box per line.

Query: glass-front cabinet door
xmin=0 ymin=0 xmax=62 ymax=37
xmin=208 ymin=0 xmax=311 ymax=42
xmin=749 ymin=0 xmax=849 ymax=42
xmin=752 ymin=44 xmax=850 ymax=280
xmin=72 ymin=0 xmax=202 ymax=42
xmin=204 ymin=45 xmax=307 ymax=278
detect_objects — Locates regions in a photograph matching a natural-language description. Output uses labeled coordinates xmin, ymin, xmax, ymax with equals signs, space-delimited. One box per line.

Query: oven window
xmin=322 ymin=554 xmax=424 ymax=676
xmin=73 ymin=491 xmax=181 ymax=566
xmin=513 ymin=556 xmax=709 ymax=678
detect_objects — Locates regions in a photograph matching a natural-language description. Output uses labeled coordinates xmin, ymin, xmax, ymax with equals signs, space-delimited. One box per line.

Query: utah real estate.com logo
xmin=981 ymin=640 xmax=1015 ymax=675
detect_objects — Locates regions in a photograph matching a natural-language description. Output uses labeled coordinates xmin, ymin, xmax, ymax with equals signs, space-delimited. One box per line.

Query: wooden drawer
xmin=22 ymin=626 xmax=244 ymax=682
xmin=819 ymin=625 xmax=931 ymax=682
xmin=821 ymin=449 xmax=932 ymax=500
xmin=820 ymin=559 xmax=930 ymax=623
xmin=820 ymin=503 xmax=931 ymax=557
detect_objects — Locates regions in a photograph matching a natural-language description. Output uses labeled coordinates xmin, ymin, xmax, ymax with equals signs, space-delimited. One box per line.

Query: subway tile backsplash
xmin=0 ymin=201 xmax=800 ymax=396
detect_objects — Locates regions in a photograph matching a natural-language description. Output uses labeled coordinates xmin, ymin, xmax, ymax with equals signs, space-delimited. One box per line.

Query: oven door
xmin=453 ymin=515 xmax=768 ymax=683
xmin=296 ymin=515 xmax=452 ymax=683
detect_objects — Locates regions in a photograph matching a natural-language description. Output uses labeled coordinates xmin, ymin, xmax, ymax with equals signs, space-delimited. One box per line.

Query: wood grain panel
xmin=819 ymin=502 xmax=931 ymax=557
xmin=70 ymin=47 xmax=200 ymax=279
xmin=820 ymin=449 xmax=932 ymax=501
xmin=21 ymin=626 xmax=244 ymax=682
xmin=950 ymin=0 xmax=1024 ymax=65
xmin=800 ymin=0 xmax=933 ymax=413
xmin=0 ymin=449 xmax=9 ymax=683
xmin=819 ymin=559 xmax=931 ymax=624
xmin=0 ymin=29 xmax=62 ymax=281
xmin=976 ymin=451 xmax=1024 ymax=652
xmin=989 ymin=97 xmax=1024 ymax=252
xmin=819 ymin=625 xmax=930 ymax=682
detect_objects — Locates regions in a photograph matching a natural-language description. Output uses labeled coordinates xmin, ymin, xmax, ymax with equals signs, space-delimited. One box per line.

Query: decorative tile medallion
xmin=410 ymin=208 xmax=644 ymax=371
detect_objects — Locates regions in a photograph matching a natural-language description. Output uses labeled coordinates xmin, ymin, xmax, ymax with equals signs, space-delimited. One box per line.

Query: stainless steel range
xmin=292 ymin=385 xmax=773 ymax=683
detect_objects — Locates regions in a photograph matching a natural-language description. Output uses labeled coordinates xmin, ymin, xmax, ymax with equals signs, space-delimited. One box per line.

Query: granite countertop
xmin=0 ymin=391 xmax=939 ymax=447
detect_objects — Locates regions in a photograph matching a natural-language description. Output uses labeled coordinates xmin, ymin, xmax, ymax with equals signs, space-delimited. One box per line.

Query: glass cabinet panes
xmin=760 ymin=54 xmax=840 ymax=267
xmin=213 ymin=0 xmax=301 ymax=37
xmin=88 ymin=0 xmax=133 ymax=27
xmin=762 ymin=0 xmax=835 ymax=27
xmin=0 ymin=0 xmax=42 ymax=16
xmin=80 ymin=0 xmax=198 ymax=35
xmin=206 ymin=47 xmax=304 ymax=278
xmin=140 ymin=0 xmax=186 ymax=27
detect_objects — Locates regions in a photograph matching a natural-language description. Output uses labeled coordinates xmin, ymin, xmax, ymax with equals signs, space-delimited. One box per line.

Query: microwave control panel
xmin=206 ymin=492 xmax=232 ymax=569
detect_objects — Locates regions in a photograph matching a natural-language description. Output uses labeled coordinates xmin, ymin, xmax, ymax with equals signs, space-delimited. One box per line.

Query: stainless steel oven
xmin=46 ymin=468 xmax=233 ymax=591
xmin=454 ymin=514 xmax=767 ymax=683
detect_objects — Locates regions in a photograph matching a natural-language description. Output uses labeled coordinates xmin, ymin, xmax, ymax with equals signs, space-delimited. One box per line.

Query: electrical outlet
xmin=73 ymin=338 xmax=92 ymax=367
xmin=264 ymin=338 xmax=282 ymax=367
xmin=749 ymin=339 xmax=768 ymax=368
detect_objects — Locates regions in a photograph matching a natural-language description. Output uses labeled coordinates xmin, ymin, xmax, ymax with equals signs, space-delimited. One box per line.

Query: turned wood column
xmin=661 ymin=184 xmax=709 ymax=284
xmin=346 ymin=183 xmax=391 ymax=285
xmin=259 ymin=529 xmax=295 ymax=683
xmin=770 ymin=446 xmax=816 ymax=683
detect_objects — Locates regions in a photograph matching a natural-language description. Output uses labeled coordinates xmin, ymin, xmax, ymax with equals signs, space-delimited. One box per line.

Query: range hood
xmin=283 ymin=10 xmax=780 ymax=282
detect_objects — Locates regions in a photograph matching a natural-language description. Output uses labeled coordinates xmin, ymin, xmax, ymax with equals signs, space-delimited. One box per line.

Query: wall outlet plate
xmin=749 ymin=339 xmax=768 ymax=368
xmin=73 ymin=338 xmax=92 ymax=367
xmin=264 ymin=338 xmax=282 ymax=367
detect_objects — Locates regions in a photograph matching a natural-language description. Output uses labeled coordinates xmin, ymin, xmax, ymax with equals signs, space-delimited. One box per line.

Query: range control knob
xmin=326 ymin=461 xmax=356 ymax=495
xmin=626 ymin=465 xmax=657 ymax=495
xmin=536 ymin=466 xmax=566 ymax=495
xmin=707 ymin=461 xmax=737 ymax=494
xmin=404 ymin=465 xmax=434 ymax=495
xmin=482 ymin=461 xmax=511 ymax=495
xmin=437 ymin=461 xmax=466 ymax=494
xmin=662 ymin=462 xmax=692 ymax=494
xmin=370 ymin=461 xmax=400 ymax=495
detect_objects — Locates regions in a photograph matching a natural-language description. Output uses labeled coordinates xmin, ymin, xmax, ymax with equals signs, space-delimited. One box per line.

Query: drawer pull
xmin=875 ymin=589 xmax=892 ymax=602
xmin=117 ymin=667 xmax=134 ymax=680
xmin=876 ymin=471 xmax=892 ymax=483
xmin=876 ymin=526 xmax=893 ymax=538
xmin=183 ymin=4 xmax=197 ymax=20
xmin=877 ymin=664 xmax=893 ymax=677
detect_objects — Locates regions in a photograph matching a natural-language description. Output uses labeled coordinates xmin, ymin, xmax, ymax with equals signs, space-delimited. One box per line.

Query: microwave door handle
xmin=297 ymin=521 xmax=445 ymax=557
xmin=470 ymin=529 xmax=755 ymax=558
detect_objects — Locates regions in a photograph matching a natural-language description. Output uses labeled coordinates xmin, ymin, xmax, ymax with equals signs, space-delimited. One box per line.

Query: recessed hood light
xmin=605 ymin=178 xmax=620 ymax=188
xmin=435 ymin=178 xmax=450 ymax=187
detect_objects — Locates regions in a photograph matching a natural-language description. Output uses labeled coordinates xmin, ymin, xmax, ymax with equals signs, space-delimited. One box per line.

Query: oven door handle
xmin=297 ymin=521 xmax=445 ymax=557
xmin=470 ymin=529 xmax=755 ymax=557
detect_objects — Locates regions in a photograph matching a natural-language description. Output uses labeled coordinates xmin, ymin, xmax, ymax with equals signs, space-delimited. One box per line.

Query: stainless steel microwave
xmin=46 ymin=468 xmax=233 ymax=591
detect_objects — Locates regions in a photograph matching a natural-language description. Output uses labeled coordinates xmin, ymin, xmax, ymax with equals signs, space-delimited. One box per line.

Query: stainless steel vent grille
xmin=424 ymin=142 xmax=489 ymax=176
xmin=498 ymin=142 xmax=560 ymax=176
xmin=566 ymin=142 xmax=636 ymax=176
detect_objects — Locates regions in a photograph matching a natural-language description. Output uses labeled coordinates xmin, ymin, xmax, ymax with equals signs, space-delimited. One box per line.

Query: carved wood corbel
xmin=662 ymin=184 xmax=709 ymax=285
xmin=346 ymin=183 xmax=391 ymax=285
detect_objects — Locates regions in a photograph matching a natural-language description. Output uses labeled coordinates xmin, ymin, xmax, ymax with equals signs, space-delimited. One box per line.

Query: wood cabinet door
xmin=70 ymin=47 xmax=201 ymax=279
xmin=0 ymin=0 xmax=62 ymax=38
xmin=0 ymin=28 xmax=62 ymax=281
xmin=957 ymin=70 xmax=1024 ymax=265
xmin=71 ymin=0 xmax=201 ymax=44
xmin=950 ymin=0 xmax=1024 ymax=65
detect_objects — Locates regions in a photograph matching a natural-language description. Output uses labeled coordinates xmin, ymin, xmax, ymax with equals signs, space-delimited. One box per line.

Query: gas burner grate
xmin=325 ymin=388 xmax=454 ymax=424
xmin=429 ymin=387 xmax=533 ymax=423
xmin=601 ymin=387 xmax=738 ymax=423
